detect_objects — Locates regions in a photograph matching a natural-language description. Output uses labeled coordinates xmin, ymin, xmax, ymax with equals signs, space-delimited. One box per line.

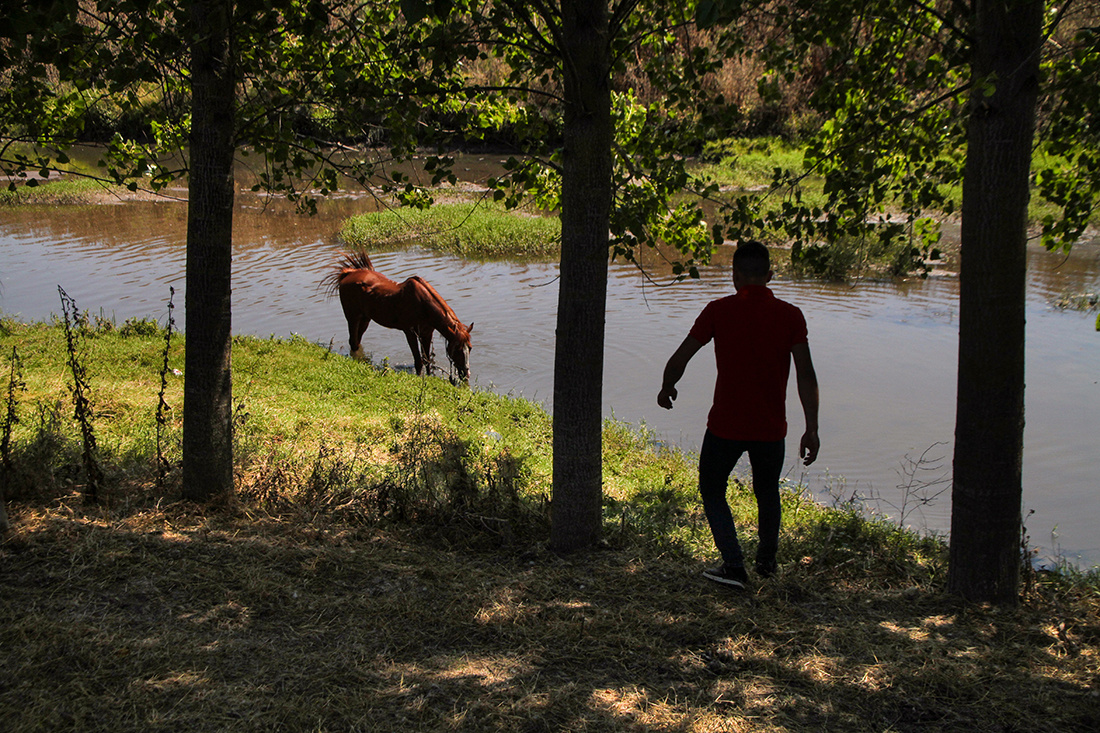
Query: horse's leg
xmin=419 ymin=328 xmax=436 ymax=375
xmin=404 ymin=329 xmax=424 ymax=374
xmin=350 ymin=319 xmax=370 ymax=361
xmin=340 ymin=287 xmax=372 ymax=361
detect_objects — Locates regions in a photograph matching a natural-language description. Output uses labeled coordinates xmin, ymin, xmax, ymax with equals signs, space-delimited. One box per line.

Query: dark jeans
xmin=698 ymin=429 xmax=784 ymax=569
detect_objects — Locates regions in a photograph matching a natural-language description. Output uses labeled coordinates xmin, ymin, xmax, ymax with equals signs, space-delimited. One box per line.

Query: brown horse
xmin=327 ymin=251 xmax=473 ymax=383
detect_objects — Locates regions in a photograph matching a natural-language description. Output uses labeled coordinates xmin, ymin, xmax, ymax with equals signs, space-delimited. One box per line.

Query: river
xmin=1 ymin=182 xmax=1098 ymax=568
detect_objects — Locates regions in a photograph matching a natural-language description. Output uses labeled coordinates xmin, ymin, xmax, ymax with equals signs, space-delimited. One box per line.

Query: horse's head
xmin=446 ymin=322 xmax=473 ymax=386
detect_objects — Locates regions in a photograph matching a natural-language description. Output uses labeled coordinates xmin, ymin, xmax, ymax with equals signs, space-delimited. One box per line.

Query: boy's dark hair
xmin=733 ymin=240 xmax=770 ymax=278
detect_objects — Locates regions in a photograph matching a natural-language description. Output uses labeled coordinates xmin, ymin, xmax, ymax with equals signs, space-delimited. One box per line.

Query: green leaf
xmin=401 ymin=0 xmax=432 ymax=23
xmin=695 ymin=1 xmax=718 ymax=29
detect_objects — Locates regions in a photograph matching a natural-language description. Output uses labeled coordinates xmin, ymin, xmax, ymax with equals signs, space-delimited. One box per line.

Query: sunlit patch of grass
xmin=0 ymin=320 xmax=556 ymax=537
xmin=695 ymin=136 xmax=810 ymax=190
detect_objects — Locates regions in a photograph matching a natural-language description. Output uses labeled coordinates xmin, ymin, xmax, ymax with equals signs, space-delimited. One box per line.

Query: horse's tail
xmin=324 ymin=250 xmax=375 ymax=295
xmin=340 ymin=250 xmax=375 ymax=272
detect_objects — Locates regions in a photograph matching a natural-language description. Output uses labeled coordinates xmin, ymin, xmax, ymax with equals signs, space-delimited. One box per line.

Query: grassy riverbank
xmin=1 ymin=318 xmax=1098 ymax=732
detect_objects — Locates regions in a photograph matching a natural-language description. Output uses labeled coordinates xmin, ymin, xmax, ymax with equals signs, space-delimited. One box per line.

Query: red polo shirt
xmin=689 ymin=285 xmax=808 ymax=441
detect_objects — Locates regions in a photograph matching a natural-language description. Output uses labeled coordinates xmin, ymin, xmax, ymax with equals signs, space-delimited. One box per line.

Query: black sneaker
xmin=703 ymin=563 xmax=749 ymax=589
xmin=755 ymin=560 xmax=777 ymax=579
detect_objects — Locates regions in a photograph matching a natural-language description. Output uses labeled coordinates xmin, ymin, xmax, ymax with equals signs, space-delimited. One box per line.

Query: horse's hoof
xmin=350 ymin=347 xmax=367 ymax=361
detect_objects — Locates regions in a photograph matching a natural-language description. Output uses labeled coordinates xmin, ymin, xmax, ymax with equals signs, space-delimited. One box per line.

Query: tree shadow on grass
xmin=2 ymin=507 xmax=1097 ymax=732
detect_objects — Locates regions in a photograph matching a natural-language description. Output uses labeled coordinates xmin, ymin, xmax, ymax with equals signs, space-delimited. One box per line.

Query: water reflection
xmin=1 ymin=193 xmax=1098 ymax=568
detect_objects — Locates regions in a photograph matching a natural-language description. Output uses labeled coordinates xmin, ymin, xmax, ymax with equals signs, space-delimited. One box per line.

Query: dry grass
xmin=3 ymin=495 xmax=1098 ymax=733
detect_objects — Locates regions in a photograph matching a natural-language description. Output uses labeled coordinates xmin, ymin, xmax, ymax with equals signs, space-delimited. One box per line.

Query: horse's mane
xmin=410 ymin=276 xmax=471 ymax=344
xmin=323 ymin=250 xmax=375 ymax=295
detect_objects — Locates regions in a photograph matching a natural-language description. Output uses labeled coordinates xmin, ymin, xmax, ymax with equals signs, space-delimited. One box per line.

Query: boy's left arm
xmin=792 ymin=342 xmax=819 ymax=465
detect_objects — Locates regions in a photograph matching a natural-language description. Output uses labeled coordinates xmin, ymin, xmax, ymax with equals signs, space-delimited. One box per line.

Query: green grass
xmin=340 ymin=201 xmax=562 ymax=261
xmin=0 ymin=314 xmax=964 ymax=579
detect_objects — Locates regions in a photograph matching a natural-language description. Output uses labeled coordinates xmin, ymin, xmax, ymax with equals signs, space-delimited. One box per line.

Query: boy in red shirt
xmin=658 ymin=241 xmax=820 ymax=589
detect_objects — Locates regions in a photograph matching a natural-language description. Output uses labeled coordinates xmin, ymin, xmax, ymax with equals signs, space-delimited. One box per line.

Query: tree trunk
xmin=550 ymin=0 xmax=614 ymax=552
xmin=948 ymin=0 xmax=1043 ymax=605
xmin=182 ymin=0 xmax=236 ymax=502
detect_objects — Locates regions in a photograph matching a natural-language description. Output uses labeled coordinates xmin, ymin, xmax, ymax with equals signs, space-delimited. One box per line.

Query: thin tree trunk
xmin=550 ymin=0 xmax=613 ymax=552
xmin=948 ymin=0 xmax=1043 ymax=605
xmin=182 ymin=0 xmax=236 ymax=502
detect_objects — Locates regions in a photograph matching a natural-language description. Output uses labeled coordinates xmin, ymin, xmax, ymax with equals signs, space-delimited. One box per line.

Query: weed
xmin=119 ymin=316 xmax=163 ymax=337
xmin=1053 ymin=289 xmax=1098 ymax=312
xmin=697 ymin=136 xmax=809 ymax=187
xmin=790 ymin=228 xmax=936 ymax=280
xmin=0 ymin=345 xmax=22 ymax=533
xmin=154 ymin=288 xmax=176 ymax=490
xmin=57 ymin=287 xmax=103 ymax=503
xmin=1 ymin=346 xmax=24 ymax=475
xmin=878 ymin=442 xmax=952 ymax=531
xmin=4 ymin=400 xmax=73 ymax=499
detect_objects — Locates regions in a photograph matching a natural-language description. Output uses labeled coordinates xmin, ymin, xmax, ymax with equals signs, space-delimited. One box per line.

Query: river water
xmin=1 ymin=185 xmax=1098 ymax=568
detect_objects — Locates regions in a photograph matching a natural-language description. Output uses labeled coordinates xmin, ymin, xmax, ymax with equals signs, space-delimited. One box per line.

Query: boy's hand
xmin=657 ymin=385 xmax=677 ymax=409
xmin=799 ymin=430 xmax=819 ymax=465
